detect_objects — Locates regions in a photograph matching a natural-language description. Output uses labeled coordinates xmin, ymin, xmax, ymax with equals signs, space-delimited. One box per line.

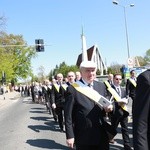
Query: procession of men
xmin=13 ymin=60 xmax=144 ymax=150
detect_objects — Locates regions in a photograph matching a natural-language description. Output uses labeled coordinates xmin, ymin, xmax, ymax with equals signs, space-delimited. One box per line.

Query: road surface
xmin=0 ymin=92 xmax=133 ymax=150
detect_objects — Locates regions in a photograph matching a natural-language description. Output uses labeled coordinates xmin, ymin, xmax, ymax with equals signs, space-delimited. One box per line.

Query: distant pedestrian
xmin=51 ymin=73 xmax=67 ymax=132
xmin=75 ymin=71 xmax=81 ymax=81
xmin=126 ymin=70 xmax=137 ymax=113
xmin=30 ymin=82 xmax=35 ymax=102
xmin=42 ymin=80 xmax=53 ymax=114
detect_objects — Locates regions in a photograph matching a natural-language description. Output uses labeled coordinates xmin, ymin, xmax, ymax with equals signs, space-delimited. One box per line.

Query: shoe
xmin=60 ymin=128 xmax=65 ymax=133
xmin=109 ymin=139 xmax=115 ymax=144
xmin=124 ymin=145 xmax=133 ymax=150
xmin=54 ymin=117 xmax=57 ymax=122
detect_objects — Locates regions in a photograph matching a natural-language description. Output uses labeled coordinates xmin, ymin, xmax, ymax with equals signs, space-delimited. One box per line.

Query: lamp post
xmin=112 ymin=0 xmax=134 ymax=59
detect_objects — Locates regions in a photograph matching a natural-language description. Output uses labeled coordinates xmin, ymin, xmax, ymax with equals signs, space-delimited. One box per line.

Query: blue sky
xmin=1 ymin=0 xmax=150 ymax=75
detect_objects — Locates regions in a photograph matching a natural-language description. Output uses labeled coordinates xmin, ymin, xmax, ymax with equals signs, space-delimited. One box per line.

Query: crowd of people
xmin=14 ymin=61 xmax=150 ymax=150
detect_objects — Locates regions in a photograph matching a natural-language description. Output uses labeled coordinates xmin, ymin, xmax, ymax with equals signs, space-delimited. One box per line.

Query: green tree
xmin=135 ymin=56 xmax=147 ymax=66
xmin=144 ymin=49 xmax=150 ymax=64
xmin=48 ymin=61 xmax=79 ymax=79
xmin=0 ymin=15 xmax=6 ymax=30
xmin=107 ymin=62 xmax=122 ymax=75
xmin=0 ymin=32 xmax=36 ymax=83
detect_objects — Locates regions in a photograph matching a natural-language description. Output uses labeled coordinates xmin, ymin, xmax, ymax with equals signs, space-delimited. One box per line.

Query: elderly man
xmin=64 ymin=61 xmax=113 ymax=150
xmin=66 ymin=71 xmax=76 ymax=85
xmin=51 ymin=73 xmax=66 ymax=132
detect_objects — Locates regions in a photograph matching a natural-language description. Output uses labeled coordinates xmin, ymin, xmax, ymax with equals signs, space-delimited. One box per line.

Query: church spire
xmin=81 ymin=25 xmax=88 ymax=61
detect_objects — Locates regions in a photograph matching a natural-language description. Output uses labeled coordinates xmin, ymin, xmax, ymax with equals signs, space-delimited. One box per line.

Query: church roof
xmin=76 ymin=45 xmax=95 ymax=67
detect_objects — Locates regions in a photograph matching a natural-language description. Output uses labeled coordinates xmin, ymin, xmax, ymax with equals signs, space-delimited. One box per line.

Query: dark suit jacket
xmin=111 ymin=85 xmax=129 ymax=118
xmin=107 ymin=79 xmax=113 ymax=86
xmin=42 ymin=86 xmax=51 ymax=102
xmin=133 ymin=69 xmax=150 ymax=150
xmin=126 ymin=78 xmax=136 ymax=99
xmin=64 ymin=80 xmax=109 ymax=146
xmin=51 ymin=83 xmax=66 ymax=107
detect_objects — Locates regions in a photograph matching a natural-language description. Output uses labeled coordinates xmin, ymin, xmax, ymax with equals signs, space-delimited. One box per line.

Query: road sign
xmin=127 ymin=58 xmax=134 ymax=68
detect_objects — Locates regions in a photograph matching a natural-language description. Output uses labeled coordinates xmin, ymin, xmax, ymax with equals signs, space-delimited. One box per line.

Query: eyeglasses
xmin=115 ymin=78 xmax=122 ymax=81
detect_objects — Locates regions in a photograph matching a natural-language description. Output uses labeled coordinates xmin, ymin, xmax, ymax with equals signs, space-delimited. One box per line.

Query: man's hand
xmin=104 ymin=104 xmax=113 ymax=112
xmin=66 ymin=138 xmax=74 ymax=149
xmin=52 ymin=103 xmax=56 ymax=109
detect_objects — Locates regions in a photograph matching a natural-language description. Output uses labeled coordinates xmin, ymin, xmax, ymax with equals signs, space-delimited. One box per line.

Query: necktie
xmin=117 ymin=88 xmax=120 ymax=96
xmin=88 ymin=83 xmax=93 ymax=88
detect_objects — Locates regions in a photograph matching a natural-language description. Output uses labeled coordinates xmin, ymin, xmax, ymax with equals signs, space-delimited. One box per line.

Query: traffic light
xmin=35 ymin=39 xmax=44 ymax=52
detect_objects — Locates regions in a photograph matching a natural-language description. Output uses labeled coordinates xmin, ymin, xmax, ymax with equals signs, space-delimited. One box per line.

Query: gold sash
xmin=129 ymin=78 xmax=137 ymax=87
xmin=53 ymin=84 xmax=60 ymax=92
xmin=54 ymin=83 xmax=68 ymax=92
xmin=61 ymin=84 xmax=68 ymax=90
xmin=104 ymin=81 xmax=128 ymax=112
xmin=72 ymin=81 xmax=110 ymax=107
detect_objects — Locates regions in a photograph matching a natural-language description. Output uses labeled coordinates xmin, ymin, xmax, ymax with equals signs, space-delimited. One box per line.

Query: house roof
xmin=76 ymin=45 xmax=95 ymax=67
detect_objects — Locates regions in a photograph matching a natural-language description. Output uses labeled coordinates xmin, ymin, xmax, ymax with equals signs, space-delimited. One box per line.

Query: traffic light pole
xmin=0 ymin=39 xmax=52 ymax=52
xmin=0 ymin=44 xmax=35 ymax=48
xmin=0 ymin=44 xmax=51 ymax=48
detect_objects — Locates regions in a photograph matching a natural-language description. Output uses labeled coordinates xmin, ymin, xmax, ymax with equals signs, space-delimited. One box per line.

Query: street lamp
xmin=112 ymin=0 xmax=134 ymax=59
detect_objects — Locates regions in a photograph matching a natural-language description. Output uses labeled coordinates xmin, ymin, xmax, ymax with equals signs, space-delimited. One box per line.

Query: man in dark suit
xmin=126 ymin=70 xmax=137 ymax=111
xmin=51 ymin=73 xmax=67 ymax=132
xmin=133 ymin=69 xmax=150 ymax=150
xmin=110 ymin=73 xmax=132 ymax=150
xmin=64 ymin=61 xmax=113 ymax=150
xmin=42 ymin=80 xmax=56 ymax=118
xmin=30 ymin=82 xmax=35 ymax=102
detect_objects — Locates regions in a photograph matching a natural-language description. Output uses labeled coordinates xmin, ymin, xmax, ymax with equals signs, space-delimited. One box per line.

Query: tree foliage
xmin=0 ymin=32 xmax=36 ymax=83
xmin=107 ymin=62 xmax=122 ymax=75
xmin=144 ymin=49 xmax=150 ymax=63
xmin=136 ymin=56 xmax=147 ymax=66
xmin=0 ymin=15 xmax=6 ymax=30
xmin=48 ymin=61 xmax=79 ymax=80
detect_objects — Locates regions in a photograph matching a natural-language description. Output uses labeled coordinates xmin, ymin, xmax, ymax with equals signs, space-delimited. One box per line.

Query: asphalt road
xmin=0 ymin=93 xmax=133 ymax=150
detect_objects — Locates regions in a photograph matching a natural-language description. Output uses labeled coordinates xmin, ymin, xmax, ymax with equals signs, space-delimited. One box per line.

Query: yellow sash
xmin=129 ymin=78 xmax=137 ymax=87
xmin=72 ymin=81 xmax=110 ymax=107
xmin=53 ymin=84 xmax=59 ymax=92
xmin=104 ymin=80 xmax=111 ymax=88
xmin=61 ymin=84 xmax=68 ymax=90
xmin=104 ymin=81 xmax=128 ymax=112
xmin=54 ymin=83 xmax=68 ymax=92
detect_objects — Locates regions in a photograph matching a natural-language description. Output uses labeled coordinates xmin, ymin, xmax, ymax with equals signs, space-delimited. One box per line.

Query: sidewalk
xmin=0 ymin=91 xmax=21 ymax=107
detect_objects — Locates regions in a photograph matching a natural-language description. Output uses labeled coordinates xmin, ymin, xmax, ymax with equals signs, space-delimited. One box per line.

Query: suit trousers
xmin=55 ymin=106 xmax=64 ymax=130
xmin=111 ymin=114 xmax=131 ymax=148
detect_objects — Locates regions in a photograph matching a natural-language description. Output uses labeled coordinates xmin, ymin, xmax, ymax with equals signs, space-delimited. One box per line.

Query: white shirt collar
xmin=81 ymin=79 xmax=93 ymax=86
